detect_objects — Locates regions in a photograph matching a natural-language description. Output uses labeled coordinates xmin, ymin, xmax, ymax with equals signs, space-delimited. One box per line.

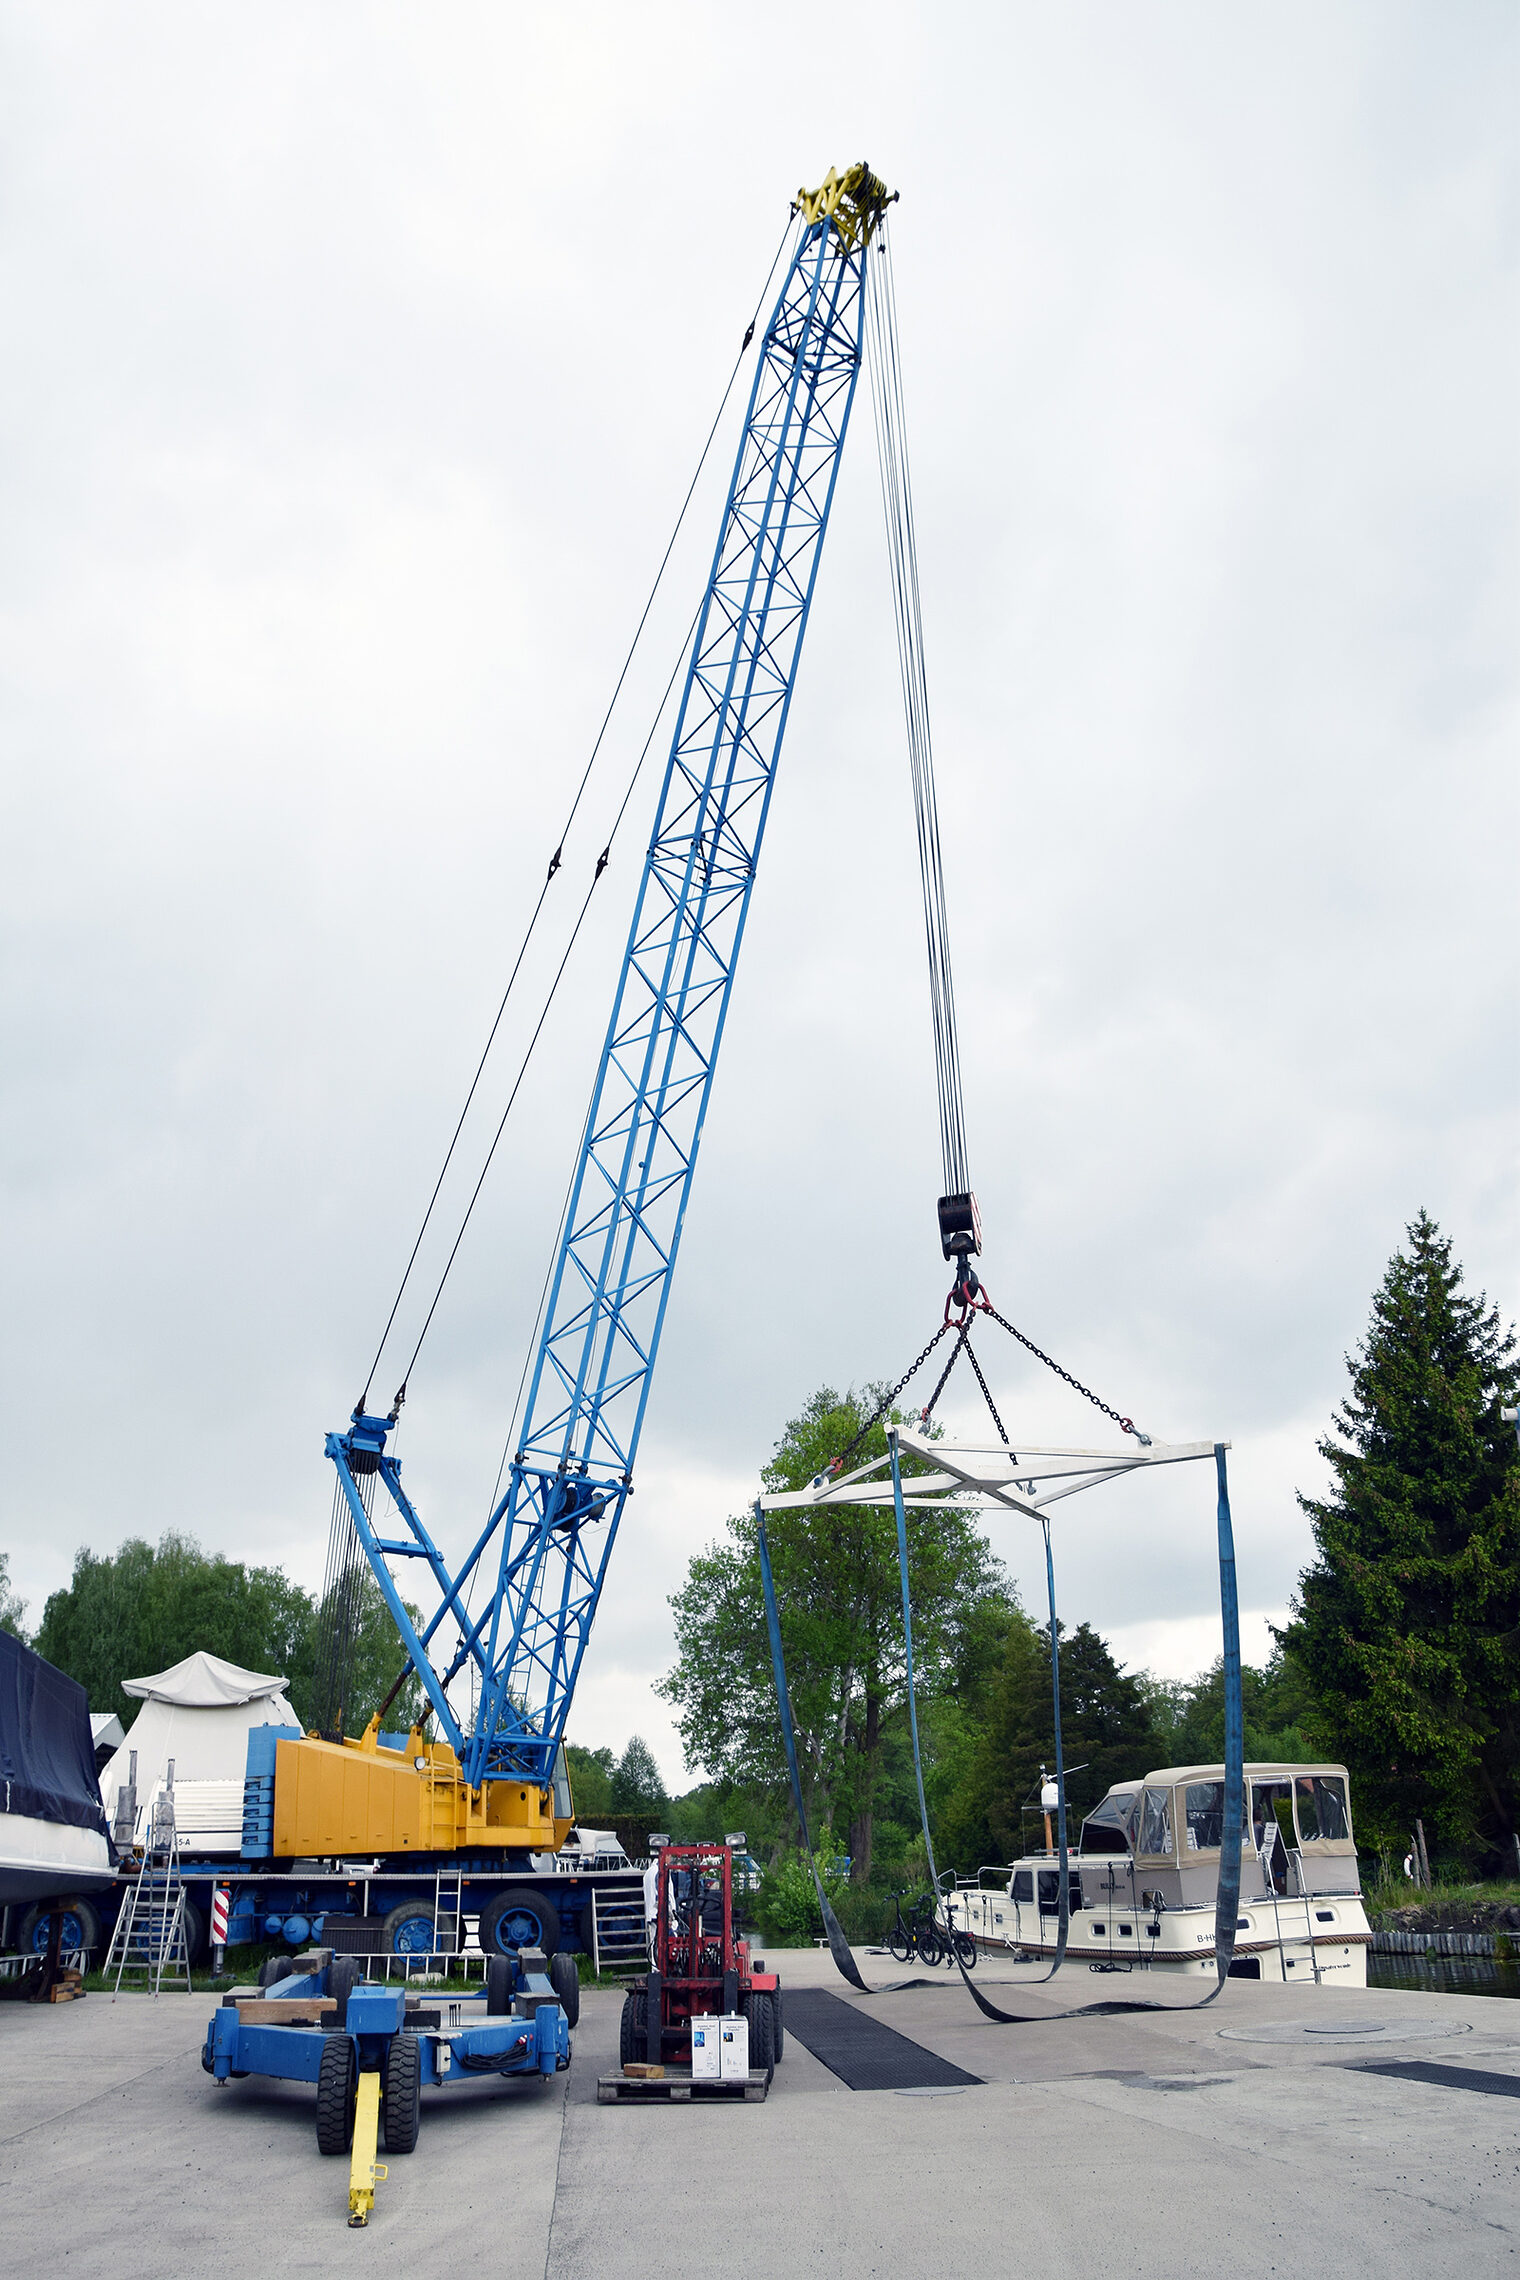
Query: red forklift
xmin=605 ymin=1839 xmax=784 ymax=2101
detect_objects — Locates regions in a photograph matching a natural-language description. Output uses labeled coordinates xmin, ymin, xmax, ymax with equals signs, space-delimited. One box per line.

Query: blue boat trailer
xmin=202 ymin=1946 xmax=571 ymax=2224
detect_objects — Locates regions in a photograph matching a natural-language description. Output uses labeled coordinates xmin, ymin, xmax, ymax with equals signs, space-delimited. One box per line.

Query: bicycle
xmin=883 ymin=1887 xmax=943 ymax=1967
xmin=934 ymin=1875 xmax=979 ymax=1972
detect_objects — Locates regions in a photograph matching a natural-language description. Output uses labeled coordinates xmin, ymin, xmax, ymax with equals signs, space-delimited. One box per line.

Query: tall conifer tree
xmin=1282 ymin=1212 xmax=1519 ymax=1863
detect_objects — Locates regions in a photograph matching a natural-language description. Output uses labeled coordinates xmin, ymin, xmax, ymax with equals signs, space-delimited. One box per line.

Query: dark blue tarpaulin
xmin=0 ymin=1632 xmax=110 ymax=1836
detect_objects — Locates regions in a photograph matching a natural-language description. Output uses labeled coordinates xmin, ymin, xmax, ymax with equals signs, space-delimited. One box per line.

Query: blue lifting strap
xmin=756 ymin=1444 xmax=1244 ymax=2020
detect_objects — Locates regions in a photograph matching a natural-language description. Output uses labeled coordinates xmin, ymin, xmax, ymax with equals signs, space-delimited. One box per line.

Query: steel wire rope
xmin=356 ymin=217 xmax=798 ymax=1413
xmin=865 ymin=220 xmax=970 ymax=1200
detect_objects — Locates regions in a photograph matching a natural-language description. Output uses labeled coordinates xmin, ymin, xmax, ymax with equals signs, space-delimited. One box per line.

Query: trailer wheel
xmin=328 ymin=1955 xmax=362 ymax=2027
xmin=548 ymin=1950 xmax=580 ymax=2026
xmin=258 ymin=1953 xmax=290 ymax=1989
xmin=478 ymin=1887 xmax=559 ymax=1959
xmin=383 ymin=2034 xmax=421 ymax=2154
xmin=618 ymin=1989 xmax=647 ymax=2069
xmin=316 ymin=2039 xmax=357 ymax=2155
xmin=486 ymin=1957 xmax=512 ymax=2015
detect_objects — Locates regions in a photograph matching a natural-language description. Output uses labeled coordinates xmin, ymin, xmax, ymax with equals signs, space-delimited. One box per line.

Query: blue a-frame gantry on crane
xmin=321 ymin=165 xmax=894 ymax=1805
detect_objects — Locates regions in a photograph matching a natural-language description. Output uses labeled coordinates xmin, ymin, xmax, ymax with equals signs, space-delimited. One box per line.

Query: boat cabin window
xmin=1011 ymin=1870 xmax=1033 ymax=1903
xmin=1137 ymin=1786 xmax=1173 ymax=1856
xmin=1183 ymin=1782 xmax=1223 ymax=1851
xmin=1035 ymin=1869 xmax=1083 ymax=1914
xmin=1294 ymin=1774 xmax=1350 ymax=1844
xmin=1250 ymin=1781 xmax=1295 ymax=1851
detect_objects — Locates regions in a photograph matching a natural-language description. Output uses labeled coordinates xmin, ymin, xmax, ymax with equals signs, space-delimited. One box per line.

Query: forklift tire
xmin=328 ymin=1955 xmax=361 ymax=2028
xmin=383 ymin=2034 xmax=421 ymax=2154
xmin=486 ymin=1957 xmax=512 ymax=2016
xmin=744 ymin=1991 xmax=775 ymax=2075
xmin=478 ymin=1887 xmax=560 ymax=1959
xmin=618 ymin=1989 xmax=647 ymax=2070
xmin=548 ymin=1951 xmax=580 ymax=2027
xmin=316 ymin=2039 xmax=357 ymax=2155
xmin=771 ymin=1988 xmax=785 ymax=2062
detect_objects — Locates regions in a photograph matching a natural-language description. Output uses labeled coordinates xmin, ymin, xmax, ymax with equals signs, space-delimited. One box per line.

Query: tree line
xmin=14 ymin=1530 xmax=423 ymax=1735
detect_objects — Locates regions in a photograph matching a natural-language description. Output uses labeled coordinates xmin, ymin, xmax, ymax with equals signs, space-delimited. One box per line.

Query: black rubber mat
xmin=782 ymin=1988 xmax=980 ymax=2090
xmin=1354 ymin=2060 xmax=1520 ymax=2100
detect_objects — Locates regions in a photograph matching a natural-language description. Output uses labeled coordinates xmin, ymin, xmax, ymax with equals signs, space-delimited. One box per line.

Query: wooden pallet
xmin=596 ymin=2068 xmax=770 ymax=2104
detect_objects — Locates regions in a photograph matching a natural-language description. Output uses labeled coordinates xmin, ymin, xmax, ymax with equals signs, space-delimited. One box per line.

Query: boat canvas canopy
xmin=0 ymin=1632 xmax=110 ymax=1838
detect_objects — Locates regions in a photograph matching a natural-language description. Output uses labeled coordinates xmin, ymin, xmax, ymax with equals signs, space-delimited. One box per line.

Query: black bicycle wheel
xmin=954 ymin=1927 xmax=978 ymax=1970
xmin=886 ymin=1915 xmax=911 ymax=1964
xmin=916 ymin=1923 xmax=943 ymax=1967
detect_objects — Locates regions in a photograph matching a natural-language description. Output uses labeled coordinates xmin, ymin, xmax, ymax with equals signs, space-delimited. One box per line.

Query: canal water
xmin=1369 ymin=1952 xmax=1520 ymax=2000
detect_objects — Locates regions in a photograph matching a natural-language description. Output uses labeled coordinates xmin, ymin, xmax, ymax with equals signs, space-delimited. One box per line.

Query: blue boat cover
xmin=0 ymin=1631 xmax=111 ymax=1836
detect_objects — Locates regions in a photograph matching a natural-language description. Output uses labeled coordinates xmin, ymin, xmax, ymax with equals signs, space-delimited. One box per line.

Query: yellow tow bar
xmin=348 ymin=2071 xmax=388 ymax=2227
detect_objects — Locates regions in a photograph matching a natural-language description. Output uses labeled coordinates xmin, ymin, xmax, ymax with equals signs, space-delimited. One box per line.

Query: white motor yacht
xmin=946 ymin=1762 xmax=1370 ymax=1986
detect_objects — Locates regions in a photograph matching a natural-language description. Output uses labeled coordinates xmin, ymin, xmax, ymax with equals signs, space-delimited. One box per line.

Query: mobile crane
xmin=200 ymin=163 xmax=896 ymax=2205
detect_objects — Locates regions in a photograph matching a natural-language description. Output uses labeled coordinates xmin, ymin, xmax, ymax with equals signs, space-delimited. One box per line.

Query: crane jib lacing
xmin=320 ymin=167 xmax=896 ymax=1792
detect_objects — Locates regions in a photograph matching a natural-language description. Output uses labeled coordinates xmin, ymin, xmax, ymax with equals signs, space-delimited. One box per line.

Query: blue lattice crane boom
xmin=284 ymin=165 xmax=895 ymax=1861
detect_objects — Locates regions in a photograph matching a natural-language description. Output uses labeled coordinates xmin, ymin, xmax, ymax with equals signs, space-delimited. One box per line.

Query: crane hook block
xmin=937 ymin=1191 xmax=982 ymax=1262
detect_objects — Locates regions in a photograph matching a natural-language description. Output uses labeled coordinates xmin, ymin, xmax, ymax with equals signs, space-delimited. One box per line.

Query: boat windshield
xmin=1294 ymin=1774 xmax=1351 ymax=1843
xmin=1080 ymin=1790 xmax=1137 ymax=1854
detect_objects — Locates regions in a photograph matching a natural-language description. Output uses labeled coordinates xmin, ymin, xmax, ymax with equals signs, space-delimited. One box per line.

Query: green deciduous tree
xmin=1280 ymin=1211 xmax=1519 ymax=1864
xmin=34 ymin=1532 xmax=312 ymax=1720
xmin=564 ymin=1743 xmax=615 ymax=1823
xmin=1137 ymin=1649 xmax=1315 ymax=1768
xmin=0 ymin=1552 xmax=28 ymax=1643
xmin=32 ymin=1530 xmax=425 ymax=1733
xmin=940 ymin=1618 xmax=1157 ymax=1869
xmin=659 ymin=1385 xmax=1016 ymax=1884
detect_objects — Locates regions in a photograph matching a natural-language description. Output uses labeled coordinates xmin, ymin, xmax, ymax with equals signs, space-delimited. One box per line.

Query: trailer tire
xmin=329 ymin=1955 xmax=362 ymax=2027
xmin=316 ymin=2039 xmax=357 ymax=2155
xmin=383 ymin=2034 xmax=421 ymax=2154
xmin=486 ymin=1957 xmax=512 ymax=2016
xmin=549 ymin=1950 xmax=580 ymax=2026
xmin=18 ymin=1897 xmax=102 ymax=1965
xmin=258 ymin=1953 xmax=290 ymax=1989
xmin=618 ymin=1989 xmax=647 ymax=2070
xmin=478 ymin=1887 xmax=560 ymax=1959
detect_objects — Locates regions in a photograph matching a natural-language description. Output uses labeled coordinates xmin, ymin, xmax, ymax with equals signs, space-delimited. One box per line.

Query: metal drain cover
xmin=1219 ymin=2017 xmax=1474 ymax=2045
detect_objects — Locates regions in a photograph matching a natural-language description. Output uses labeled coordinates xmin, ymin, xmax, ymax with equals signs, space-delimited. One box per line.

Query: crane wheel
xmin=549 ymin=1951 xmax=581 ymax=2026
xmin=478 ymin=1887 xmax=559 ymax=1959
xmin=383 ymin=2034 xmax=421 ymax=2155
xmin=316 ymin=2039 xmax=357 ymax=2155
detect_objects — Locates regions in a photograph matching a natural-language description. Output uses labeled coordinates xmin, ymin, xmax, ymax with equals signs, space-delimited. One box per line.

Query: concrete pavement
xmin=1 ymin=1950 xmax=1514 ymax=2277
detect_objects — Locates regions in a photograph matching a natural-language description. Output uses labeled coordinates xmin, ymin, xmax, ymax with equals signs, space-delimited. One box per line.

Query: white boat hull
xmin=0 ymin=1810 xmax=115 ymax=1908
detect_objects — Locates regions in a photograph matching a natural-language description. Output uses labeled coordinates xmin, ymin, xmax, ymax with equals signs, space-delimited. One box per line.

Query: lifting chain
xmin=984 ymin=1302 xmax=1149 ymax=1443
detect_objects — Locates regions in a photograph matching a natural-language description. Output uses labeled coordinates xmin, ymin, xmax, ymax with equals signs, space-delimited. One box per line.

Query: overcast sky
xmin=2 ymin=4 xmax=1514 ymax=1787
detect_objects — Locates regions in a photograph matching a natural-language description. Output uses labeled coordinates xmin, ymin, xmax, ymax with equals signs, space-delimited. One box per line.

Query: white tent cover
xmin=98 ymin=1652 xmax=300 ymax=1837
xmin=121 ymin=1651 xmax=291 ymax=1707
